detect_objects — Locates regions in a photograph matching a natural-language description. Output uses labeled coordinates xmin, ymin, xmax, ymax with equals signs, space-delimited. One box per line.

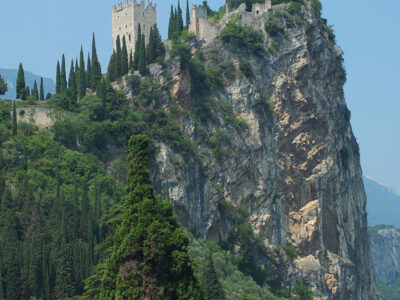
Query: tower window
xmin=126 ymin=25 xmax=128 ymax=28
xmin=142 ymin=12 xmax=145 ymax=16
xmin=129 ymin=34 xmax=131 ymax=42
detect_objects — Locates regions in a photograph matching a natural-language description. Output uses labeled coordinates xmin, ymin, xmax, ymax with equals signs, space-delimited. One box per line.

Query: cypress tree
xmin=121 ymin=36 xmax=129 ymax=75
xmin=168 ymin=5 xmax=174 ymax=39
xmin=0 ymin=74 xmax=7 ymax=96
xmin=0 ymin=257 xmax=3 ymax=300
xmin=61 ymin=54 xmax=67 ymax=93
xmin=115 ymin=35 xmax=122 ymax=77
xmin=138 ymin=33 xmax=147 ymax=75
xmin=96 ymin=78 xmax=107 ymax=101
xmin=25 ymin=86 xmax=31 ymax=98
xmin=107 ymin=52 xmax=117 ymax=82
xmin=129 ymin=50 xmax=133 ymax=71
xmin=56 ymin=60 xmax=61 ymax=94
xmin=153 ymin=25 xmax=165 ymax=62
xmin=12 ymin=101 xmax=17 ymax=135
xmin=42 ymin=242 xmax=51 ymax=300
xmin=29 ymin=240 xmax=40 ymax=298
xmin=186 ymin=0 xmax=190 ymax=28
xmin=32 ymin=80 xmax=39 ymax=100
xmin=80 ymin=182 xmax=89 ymax=239
xmin=147 ymin=26 xmax=156 ymax=63
xmin=87 ymin=53 xmax=92 ymax=90
xmin=78 ymin=46 xmax=86 ymax=99
xmin=40 ymin=77 xmax=44 ymax=100
xmin=68 ymin=60 xmax=77 ymax=102
xmin=99 ymin=135 xmax=202 ymax=299
xmin=206 ymin=255 xmax=225 ymax=300
xmin=5 ymin=250 xmax=21 ymax=300
xmin=91 ymin=33 xmax=102 ymax=90
xmin=178 ymin=0 xmax=184 ymax=32
xmin=16 ymin=63 xmax=26 ymax=99
xmin=133 ymin=25 xmax=142 ymax=70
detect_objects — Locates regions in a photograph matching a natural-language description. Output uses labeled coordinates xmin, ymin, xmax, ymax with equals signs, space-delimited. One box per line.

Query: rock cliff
xmin=126 ymin=2 xmax=376 ymax=299
xmin=369 ymin=226 xmax=400 ymax=285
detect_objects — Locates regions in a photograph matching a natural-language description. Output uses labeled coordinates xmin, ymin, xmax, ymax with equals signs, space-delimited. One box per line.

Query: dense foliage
xmin=0 ymin=74 xmax=7 ymax=96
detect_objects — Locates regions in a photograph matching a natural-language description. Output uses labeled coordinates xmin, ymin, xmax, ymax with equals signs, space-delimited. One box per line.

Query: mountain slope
xmin=0 ymin=67 xmax=55 ymax=99
xmin=364 ymin=176 xmax=400 ymax=228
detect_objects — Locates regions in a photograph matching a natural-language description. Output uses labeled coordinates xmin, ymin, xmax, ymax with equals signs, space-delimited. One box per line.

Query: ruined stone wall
xmin=112 ymin=0 xmax=156 ymax=57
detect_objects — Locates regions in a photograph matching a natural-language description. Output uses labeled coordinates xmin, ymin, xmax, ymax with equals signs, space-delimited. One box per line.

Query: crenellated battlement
xmin=112 ymin=0 xmax=157 ymax=57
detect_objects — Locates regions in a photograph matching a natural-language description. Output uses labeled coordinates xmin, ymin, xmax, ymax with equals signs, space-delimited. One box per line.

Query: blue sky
xmin=0 ymin=0 xmax=399 ymax=192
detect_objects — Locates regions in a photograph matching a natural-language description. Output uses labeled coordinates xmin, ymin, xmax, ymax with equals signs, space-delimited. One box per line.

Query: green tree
xmin=129 ymin=50 xmax=133 ymax=71
xmin=11 ymin=101 xmax=17 ymax=135
xmin=178 ymin=0 xmax=184 ymax=32
xmin=56 ymin=60 xmax=61 ymax=94
xmin=206 ymin=255 xmax=225 ymax=300
xmin=96 ymin=77 xmax=107 ymax=101
xmin=25 ymin=86 xmax=31 ymax=98
xmin=78 ymin=46 xmax=86 ymax=99
xmin=61 ymin=54 xmax=67 ymax=93
xmin=107 ymin=52 xmax=117 ymax=82
xmin=115 ymin=35 xmax=122 ymax=77
xmin=40 ymin=77 xmax=44 ymax=100
xmin=80 ymin=182 xmax=90 ymax=239
xmin=0 ymin=257 xmax=4 ymax=300
xmin=168 ymin=5 xmax=174 ymax=39
xmin=99 ymin=135 xmax=202 ymax=299
xmin=133 ymin=25 xmax=142 ymax=70
xmin=186 ymin=0 xmax=190 ymax=28
xmin=32 ymin=80 xmax=39 ymax=100
xmin=87 ymin=53 xmax=92 ymax=90
xmin=68 ymin=60 xmax=77 ymax=103
xmin=138 ymin=34 xmax=147 ymax=75
xmin=0 ymin=74 xmax=7 ymax=96
xmin=16 ymin=63 xmax=26 ymax=99
xmin=91 ymin=33 xmax=102 ymax=90
xmin=121 ymin=36 xmax=129 ymax=75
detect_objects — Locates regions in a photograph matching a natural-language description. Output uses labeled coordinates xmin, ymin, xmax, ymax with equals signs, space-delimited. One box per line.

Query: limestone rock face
xmin=147 ymin=4 xmax=375 ymax=299
xmin=369 ymin=226 xmax=400 ymax=285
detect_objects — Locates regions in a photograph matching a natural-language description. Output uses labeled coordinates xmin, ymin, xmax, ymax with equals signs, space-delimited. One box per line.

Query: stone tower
xmin=112 ymin=0 xmax=157 ymax=57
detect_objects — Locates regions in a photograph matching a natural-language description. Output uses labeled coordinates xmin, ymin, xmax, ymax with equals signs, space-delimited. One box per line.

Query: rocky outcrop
xmin=141 ymin=2 xmax=375 ymax=299
xmin=16 ymin=107 xmax=53 ymax=129
xmin=369 ymin=226 xmax=400 ymax=285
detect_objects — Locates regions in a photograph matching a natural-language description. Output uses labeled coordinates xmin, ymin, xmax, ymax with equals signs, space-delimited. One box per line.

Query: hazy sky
xmin=0 ymin=0 xmax=399 ymax=192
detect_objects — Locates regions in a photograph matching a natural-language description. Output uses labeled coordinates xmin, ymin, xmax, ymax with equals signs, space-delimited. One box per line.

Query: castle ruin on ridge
xmin=189 ymin=0 xmax=272 ymax=43
xmin=112 ymin=0 xmax=157 ymax=57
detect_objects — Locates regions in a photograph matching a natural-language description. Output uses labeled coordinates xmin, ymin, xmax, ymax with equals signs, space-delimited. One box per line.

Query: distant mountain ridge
xmin=0 ymin=67 xmax=55 ymax=100
xmin=364 ymin=176 xmax=400 ymax=228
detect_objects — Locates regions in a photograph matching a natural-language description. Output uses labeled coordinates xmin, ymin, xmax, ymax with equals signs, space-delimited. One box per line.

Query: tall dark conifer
xmin=129 ymin=50 xmax=134 ymax=71
xmin=186 ymin=0 xmax=190 ymax=28
xmin=138 ymin=33 xmax=147 ymax=75
xmin=107 ymin=52 xmax=117 ymax=82
xmin=56 ymin=61 xmax=61 ymax=94
xmin=32 ymin=80 xmax=39 ymax=100
xmin=40 ymin=77 xmax=44 ymax=100
xmin=133 ymin=25 xmax=142 ymax=70
xmin=78 ymin=46 xmax=86 ymax=99
xmin=168 ymin=5 xmax=174 ymax=39
xmin=178 ymin=0 xmax=184 ymax=32
xmin=25 ymin=86 xmax=30 ymax=98
xmin=61 ymin=54 xmax=67 ymax=93
xmin=206 ymin=255 xmax=225 ymax=300
xmin=121 ymin=36 xmax=129 ymax=75
xmin=91 ymin=33 xmax=102 ymax=89
xmin=16 ymin=63 xmax=26 ymax=99
xmin=87 ymin=53 xmax=92 ymax=90
xmin=115 ymin=36 xmax=122 ymax=77
xmin=68 ymin=60 xmax=77 ymax=102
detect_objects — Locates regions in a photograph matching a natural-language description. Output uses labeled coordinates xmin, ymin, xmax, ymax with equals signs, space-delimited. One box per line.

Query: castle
xmin=189 ymin=0 xmax=272 ymax=42
xmin=112 ymin=0 xmax=157 ymax=57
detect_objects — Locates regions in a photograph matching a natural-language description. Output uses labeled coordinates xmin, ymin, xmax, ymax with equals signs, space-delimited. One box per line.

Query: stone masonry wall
xmin=112 ymin=0 xmax=156 ymax=57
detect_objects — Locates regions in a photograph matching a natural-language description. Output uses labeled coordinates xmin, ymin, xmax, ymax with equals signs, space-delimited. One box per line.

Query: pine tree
xmin=138 ymin=33 xmax=147 ymax=75
xmin=87 ymin=53 xmax=92 ymax=90
xmin=61 ymin=54 xmax=67 ymax=93
xmin=206 ymin=255 xmax=225 ymax=300
xmin=32 ymin=80 xmax=39 ymax=100
xmin=186 ymin=0 xmax=191 ymax=28
xmin=99 ymin=135 xmax=202 ymax=299
xmin=16 ymin=63 xmax=26 ymax=99
xmin=56 ymin=60 xmax=61 ymax=94
xmin=178 ymin=0 xmax=184 ymax=32
xmin=78 ymin=46 xmax=86 ymax=99
xmin=133 ymin=25 xmax=142 ymax=70
xmin=11 ymin=101 xmax=17 ymax=135
xmin=168 ymin=5 xmax=174 ymax=39
xmin=68 ymin=60 xmax=77 ymax=102
xmin=40 ymin=77 xmax=45 ymax=100
xmin=121 ymin=36 xmax=129 ymax=75
xmin=91 ymin=33 xmax=102 ymax=90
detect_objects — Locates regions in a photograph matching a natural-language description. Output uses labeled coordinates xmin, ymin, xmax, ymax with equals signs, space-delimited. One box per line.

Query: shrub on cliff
xmin=220 ymin=22 xmax=265 ymax=56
